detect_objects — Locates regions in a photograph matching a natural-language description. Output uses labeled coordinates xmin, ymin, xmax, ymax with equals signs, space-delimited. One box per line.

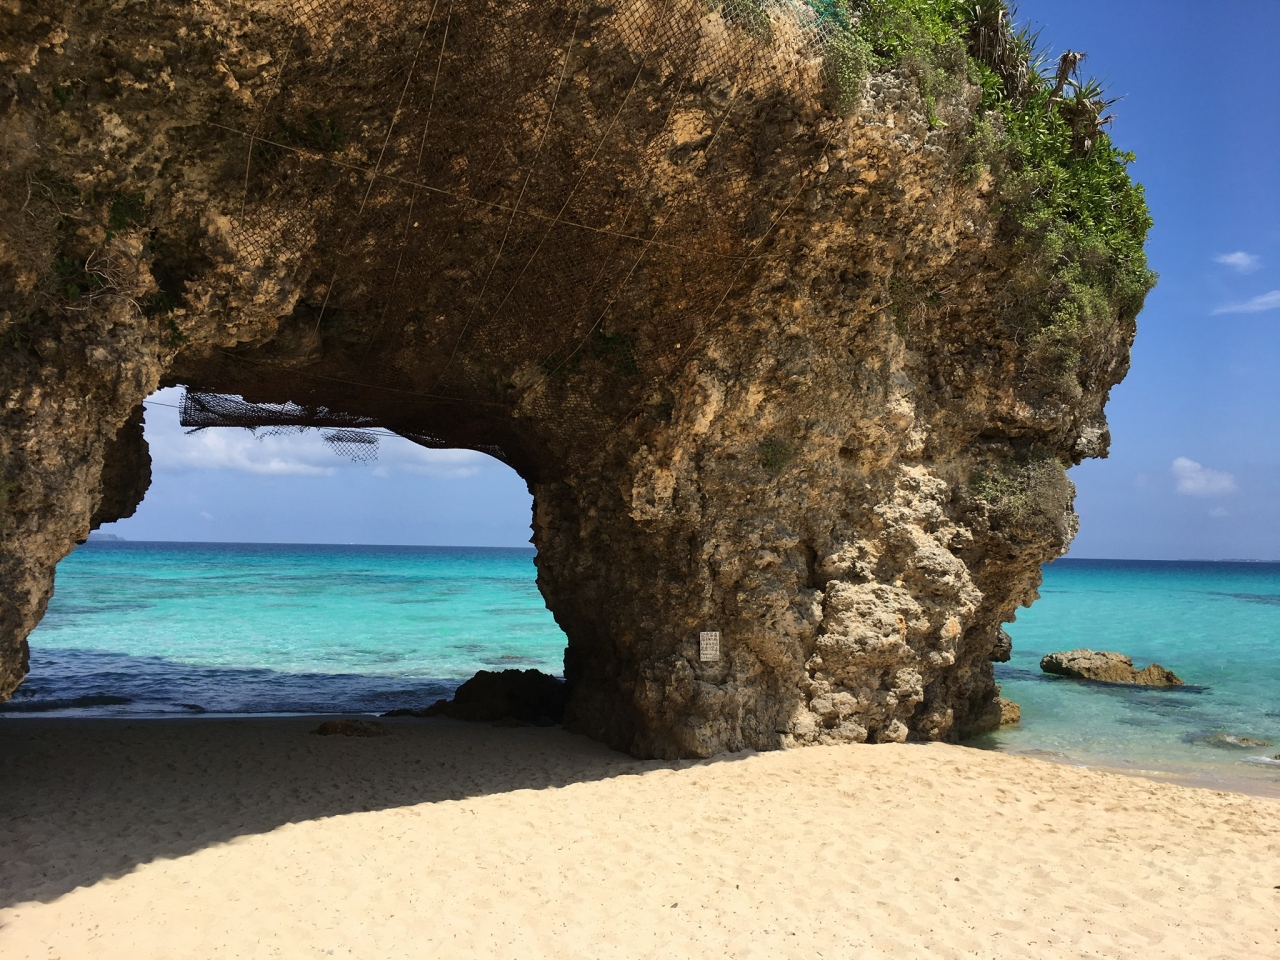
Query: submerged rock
xmin=1039 ymin=649 xmax=1183 ymax=687
xmin=390 ymin=669 xmax=567 ymax=726
xmin=312 ymin=719 xmax=387 ymax=738
xmin=1196 ymin=733 xmax=1271 ymax=749
xmin=998 ymin=698 xmax=1021 ymax=726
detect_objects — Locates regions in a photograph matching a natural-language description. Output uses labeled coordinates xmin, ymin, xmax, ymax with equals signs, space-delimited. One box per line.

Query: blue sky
xmin=103 ymin=388 xmax=535 ymax=546
xmin=104 ymin=1 xmax=1280 ymax=558
xmin=1024 ymin=0 xmax=1280 ymax=559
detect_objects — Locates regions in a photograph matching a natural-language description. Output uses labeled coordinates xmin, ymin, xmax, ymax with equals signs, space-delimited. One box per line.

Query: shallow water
xmin=975 ymin=559 xmax=1280 ymax=795
xmin=6 ymin=545 xmax=1279 ymax=793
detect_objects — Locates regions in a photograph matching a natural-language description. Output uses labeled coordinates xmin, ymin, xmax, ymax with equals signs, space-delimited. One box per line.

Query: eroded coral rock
xmin=989 ymin=628 xmax=1013 ymax=663
xmin=1039 ymin=649 xmax=1183 ymax=687
xmin=998 ymin=698 xmax=1021 ymax=726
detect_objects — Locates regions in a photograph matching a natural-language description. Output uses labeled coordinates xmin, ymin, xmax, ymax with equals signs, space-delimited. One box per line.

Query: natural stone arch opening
xmin=0 ymin=1 xmax=1145 ymax=759
xmin=33 ymin=410 xmax=559 ymax=719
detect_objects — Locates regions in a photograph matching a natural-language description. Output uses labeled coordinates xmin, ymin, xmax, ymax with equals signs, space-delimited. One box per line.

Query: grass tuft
xmin=759 ymin=437 xmax=796 ymax=474
xmin=721 ymin=0 xmax=773 ymax=40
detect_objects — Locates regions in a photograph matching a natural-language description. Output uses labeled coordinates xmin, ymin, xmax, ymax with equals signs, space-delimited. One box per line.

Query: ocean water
xmin=1 ymin=541 xmax=566 ymax=716
xmin=4 ymin=546 xmax=1279 ymax=794
xmin=977 ymin=559 xmax=1280 ymax=795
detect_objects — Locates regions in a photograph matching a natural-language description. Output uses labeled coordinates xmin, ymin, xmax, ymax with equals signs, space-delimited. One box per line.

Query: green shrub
xmin=108 ymin=193 xmax=146 ymax=234
xmin=969 ymin=450 xmax=1071 ymax=526
xmin=54 ymin=254 xmax=105 ymax=301
xmin=821 ymin=18 xmax=875 ymax=112
xmin=722 ymin=0 xmax=773 ymax=40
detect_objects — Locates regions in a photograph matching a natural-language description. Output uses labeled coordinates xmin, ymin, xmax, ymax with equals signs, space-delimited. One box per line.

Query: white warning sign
xmin=699 ymin=631 xmax=721 ymax=662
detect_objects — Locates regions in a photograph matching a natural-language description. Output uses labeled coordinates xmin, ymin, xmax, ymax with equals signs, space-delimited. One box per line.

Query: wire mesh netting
xmin=320 ymin=428 xmax=379 ymax=463
xmin=185 ymin=0 xmax=860 ymax=475
xmin=180 ymin=391 xmax=513 ymax=464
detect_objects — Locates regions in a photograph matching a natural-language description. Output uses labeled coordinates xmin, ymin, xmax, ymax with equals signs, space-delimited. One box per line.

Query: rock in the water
xmin=999 ymin=698 xmax=1021 ymax=726
xmin=989 ymin=628 xmax=1013 ymax=663
xmin=1131 ymin=663 xmax=1184 ymax=686
xmin=1039 ymin=649 xmax=1183 ymax=686
xmin=1196 ymin=733 xmax=1271 ymax=749
xmin=394 ymin=670 xmax=567 ymax=726
xmin=312 ymin=719 xmax=387 ymax=737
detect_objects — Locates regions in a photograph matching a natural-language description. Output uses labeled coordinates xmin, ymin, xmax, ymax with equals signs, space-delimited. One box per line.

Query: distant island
xmin=86 ymin=532 xmax=125 ymax=542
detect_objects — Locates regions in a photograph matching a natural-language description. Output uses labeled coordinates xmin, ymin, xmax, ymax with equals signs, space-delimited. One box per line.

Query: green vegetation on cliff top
xmin=806 ymin=0 xmax=1156 ymax=388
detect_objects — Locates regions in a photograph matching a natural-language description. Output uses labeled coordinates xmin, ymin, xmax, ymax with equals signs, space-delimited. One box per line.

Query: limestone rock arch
xmin=0 ymin=0 xmax=1138 ymax=757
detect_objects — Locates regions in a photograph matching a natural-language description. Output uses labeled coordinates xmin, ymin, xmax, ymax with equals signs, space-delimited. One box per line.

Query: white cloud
xmin=1214 ymin=251 xmax=1261 ymax=273
xmin=1172 ymin=457 xmax=1236 ymax=496
xmin=386 ymin=445 xmax=486 ymax=479
xmin=142 ymin=387 xmax=490 ymax=478
xmin=1213 ymin=290 xmax=1280 ymax=314
xmin=155 ymin=426 xmax=337 ymax=476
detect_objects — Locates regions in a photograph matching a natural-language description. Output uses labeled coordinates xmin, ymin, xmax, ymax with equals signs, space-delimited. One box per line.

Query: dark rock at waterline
xmin=1039 ymin=649 xmax=1183 ymax=687
xmin=385 ymin=669 xmax=567 ymax=726
xmin=312 ymin=719 xmax=387 ymax=737
xmin=1195 ymin=732 xmax=1271 ymax=749
xmin=0 ymin=693 xmax=133 ymax=712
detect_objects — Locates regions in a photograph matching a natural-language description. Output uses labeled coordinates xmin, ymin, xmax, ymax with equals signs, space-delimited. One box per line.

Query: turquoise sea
xmin=977 ymin=558 xmax=1280 ymax=795
xmin=4 ymin=544 xmax=1279 ymax=795
xmin=2 ymin=541 xmax=565 ymax=716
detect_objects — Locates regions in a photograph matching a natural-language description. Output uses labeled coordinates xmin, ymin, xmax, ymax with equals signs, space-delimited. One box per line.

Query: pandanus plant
xmin=1048 ymin=52 xmax=1119 ymax=157
xmin=965 ymin=1 xmax=1042 ymax=103
xmin=966 ymin=2 xmax=1118 ymax=160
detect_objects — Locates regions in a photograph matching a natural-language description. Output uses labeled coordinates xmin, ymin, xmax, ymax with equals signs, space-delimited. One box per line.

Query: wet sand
xmin=2 ymin=717 xmax=1278 ymax=958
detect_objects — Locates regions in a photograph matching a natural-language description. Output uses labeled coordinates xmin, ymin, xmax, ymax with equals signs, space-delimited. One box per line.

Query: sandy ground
xmin=1 ymin=718 xmax=1278 ymax=959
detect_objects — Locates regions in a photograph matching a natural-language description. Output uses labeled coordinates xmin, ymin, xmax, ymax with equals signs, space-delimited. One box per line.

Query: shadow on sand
xmin=0 ymin=716 xmax=677 ymax=908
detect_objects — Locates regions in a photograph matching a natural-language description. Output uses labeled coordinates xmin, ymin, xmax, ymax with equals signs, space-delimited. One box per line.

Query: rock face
xmin=1040 ymin=650 xmax=1183 ymax=687
xmin=989 ymin=628 xmax=1013 ymax=663
xmin=0 ymin=2 xmax=1150 ymax=757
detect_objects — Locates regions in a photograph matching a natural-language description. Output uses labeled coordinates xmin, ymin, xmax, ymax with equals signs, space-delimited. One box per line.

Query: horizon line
xmin=85 ymin=536 xmax=534 ymax=550
xmin=84 ymin=536 xmax=1276 ymax=563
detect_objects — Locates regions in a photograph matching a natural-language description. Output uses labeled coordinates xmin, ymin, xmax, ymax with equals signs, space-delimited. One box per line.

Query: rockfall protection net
xmin=186 ymin=0 xmax=860 ymax=472
xmin=180 ymin=390 xmax=510 ymax=463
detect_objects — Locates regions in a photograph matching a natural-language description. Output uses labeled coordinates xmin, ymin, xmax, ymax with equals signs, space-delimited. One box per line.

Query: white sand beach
xmin=2 ymin=717 xmax=1278 ymax=959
